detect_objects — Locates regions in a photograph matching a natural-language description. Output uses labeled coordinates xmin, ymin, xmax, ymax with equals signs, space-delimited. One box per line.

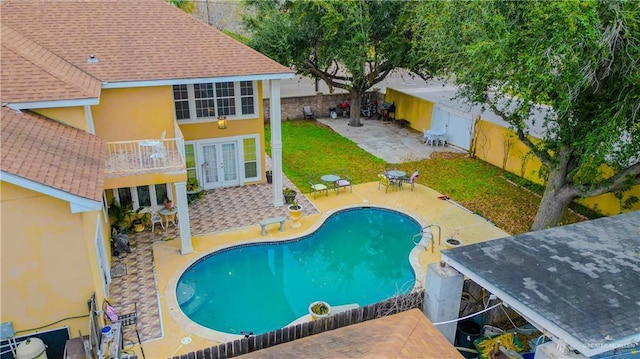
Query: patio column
xmin=175 ymin=181 xmax=193 ymax=254
xmin=423 ymin=262 xmax=463 ymax=344
xmin=269 ymin=79 xmax=284 ymax=207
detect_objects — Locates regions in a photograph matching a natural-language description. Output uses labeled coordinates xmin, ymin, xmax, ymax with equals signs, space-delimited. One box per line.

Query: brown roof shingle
xmin=1 ymin=0 xmax=292 ymax=98
xmin=0 ymin=107 xmax=106 ymax=202
xmin=239 ymin=309 xmax=464 ymax=359
xmin=1 ymin=24 xmax=102 ymax=104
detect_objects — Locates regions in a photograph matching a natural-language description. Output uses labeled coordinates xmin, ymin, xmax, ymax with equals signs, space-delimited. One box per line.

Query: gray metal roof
xmin=442 ymin=211 xmax=640 ymax=358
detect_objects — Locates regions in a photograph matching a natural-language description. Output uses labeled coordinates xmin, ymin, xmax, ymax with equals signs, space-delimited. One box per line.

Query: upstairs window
xmin=173 ymin=81 xmax=257 ymax=122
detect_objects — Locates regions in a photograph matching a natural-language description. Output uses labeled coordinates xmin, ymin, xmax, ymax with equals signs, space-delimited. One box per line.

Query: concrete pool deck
xmin=142 ymin=181 xmax=509 ymax=358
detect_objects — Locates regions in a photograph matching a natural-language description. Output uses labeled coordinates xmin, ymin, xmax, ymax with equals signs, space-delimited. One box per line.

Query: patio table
xmin=386 ymin=170 xmax=407 ymax=190
xmin=320 ymin=174 xmax=340 ymax=194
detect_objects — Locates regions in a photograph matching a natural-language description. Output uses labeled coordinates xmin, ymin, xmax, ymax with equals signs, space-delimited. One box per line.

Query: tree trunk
xmin=531 ymin=166 xmax=577 ymax=231
xmin=348 ymin=91 xmax=363 ymax=127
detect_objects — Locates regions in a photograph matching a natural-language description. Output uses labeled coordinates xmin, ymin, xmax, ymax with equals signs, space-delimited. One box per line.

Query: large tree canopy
xmin=409 ymin=0 xmax=640 ymax=230
xmin=242 ymin=0 xmax=418 ymax=126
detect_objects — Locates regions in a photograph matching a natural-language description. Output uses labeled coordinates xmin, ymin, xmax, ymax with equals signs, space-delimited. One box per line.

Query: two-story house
xmin=0 ymin=0 xmax=293 ymax=351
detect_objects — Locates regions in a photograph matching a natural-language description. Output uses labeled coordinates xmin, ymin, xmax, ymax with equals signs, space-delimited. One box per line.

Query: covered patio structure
xmin=442 ymin=211 xmax=640 ymax=358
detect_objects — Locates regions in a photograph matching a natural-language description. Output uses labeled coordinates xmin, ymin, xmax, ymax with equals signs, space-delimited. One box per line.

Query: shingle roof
xmin=1 ymin=0 xmax=292 ymax=98
xmin=1 ymin=24 xmax=102 ymax=104
xmin=442 ymin=212 xmax=640 ymax=358
xmin=239 ymin=309 xmax=463 ymax=359
xmin=0 ymin=107 xmax=106 ymax=202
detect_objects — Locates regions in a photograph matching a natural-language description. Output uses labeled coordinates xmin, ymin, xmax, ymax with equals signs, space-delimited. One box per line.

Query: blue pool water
xmin=177 ymin=207 xmax=421 ymax=335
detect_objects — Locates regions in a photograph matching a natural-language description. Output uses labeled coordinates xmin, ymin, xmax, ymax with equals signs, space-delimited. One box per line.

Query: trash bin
xmin=456 ymin=320 xmax=482 ymax=358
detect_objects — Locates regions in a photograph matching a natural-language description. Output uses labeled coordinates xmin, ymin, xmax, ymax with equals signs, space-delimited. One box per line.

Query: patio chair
xmin=149 ymin=206 xmax=164 ymax=232
xmin=403 ymin=170 xmax=419 ymax=191
xmin=308 ymin=175 xmax=329 ymax=199
xmin=303 ymin=106 xmax=314 ymax=120
xmin=335 ymin=171 xmax=353 ymax=193
xmin=377 ymin=174 xmax=397 ymax=193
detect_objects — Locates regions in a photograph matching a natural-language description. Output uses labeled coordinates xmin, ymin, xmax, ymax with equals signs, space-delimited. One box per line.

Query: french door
xmin=200 ymin=141 xmax=240 ymax=189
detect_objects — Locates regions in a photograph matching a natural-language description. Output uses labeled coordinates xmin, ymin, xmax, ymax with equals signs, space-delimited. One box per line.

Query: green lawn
xmin=266 ymin=120 xmax=585 ymax=235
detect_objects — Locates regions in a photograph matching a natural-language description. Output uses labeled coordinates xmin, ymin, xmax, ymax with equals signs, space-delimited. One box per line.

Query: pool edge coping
xmin=164 ymin=204 xmax=432 ymax=343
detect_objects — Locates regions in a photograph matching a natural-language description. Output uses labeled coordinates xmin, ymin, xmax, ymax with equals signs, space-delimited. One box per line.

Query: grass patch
xmin=266 ymin=120 xmax=588 ymax=234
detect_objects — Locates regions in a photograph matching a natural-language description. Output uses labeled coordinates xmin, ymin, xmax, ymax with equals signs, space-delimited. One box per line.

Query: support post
xmin=423 ymin=263 xmax=464 ymax=344
xmin=174 ymin=181 xmax=193 ymax=255
xmin=269 ymin=79 xmax=284 ymax=207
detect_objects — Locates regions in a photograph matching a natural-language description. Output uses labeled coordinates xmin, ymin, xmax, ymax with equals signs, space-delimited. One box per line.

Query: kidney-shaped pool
xmin=176 ymin=206 xmax=422 ymax=335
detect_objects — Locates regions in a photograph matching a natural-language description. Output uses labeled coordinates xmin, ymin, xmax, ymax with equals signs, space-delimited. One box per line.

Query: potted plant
xmin=445 ymin=230 xmax=463 ymax=249
xmin=283 ymin=187 xmax=296 ymax=204
xmin=131 ymin=208 xmax=150 ymax=233
xmin=108 ymin=200 xmax=135 ymax=231
xmin=308 ymin=300 xmax=331 ymax=320
xmin=288 ymin=200 xmax=303 ymax=228
xmin=163 ymin=197 xmax=173 ymax=209
xmin=186 ymin=178 xmax=201 ymax=193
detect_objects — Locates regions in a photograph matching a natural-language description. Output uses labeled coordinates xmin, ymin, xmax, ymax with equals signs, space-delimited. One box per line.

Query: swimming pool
xmin=176 ymin=206 xmax=422 ymax=335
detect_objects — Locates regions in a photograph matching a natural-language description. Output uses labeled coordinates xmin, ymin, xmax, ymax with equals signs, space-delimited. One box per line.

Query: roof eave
xmin=440 ymin=254 xmax=622 ymax=358
xmin=102 ymin=72 xmax=296 ymax=89
xmin=4 ymin=97 xmax=100 ymax=110
xmin=1 ymin=171 xmax=102 ymax=213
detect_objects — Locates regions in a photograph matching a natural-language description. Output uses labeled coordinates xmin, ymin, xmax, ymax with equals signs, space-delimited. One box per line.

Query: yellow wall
xmin=92 ymin=87 xmax=176 ymax=141
xmin=387 ymin=89 xmax=640 ymax=216
xmin=0 ymin=182 xmax=104 ymax=335
xmin=34 ymin=107 xmax=87 ymax=131
xmin=472 ymin=119 xmax=640 ymax=215
xmin=385 ymin=88 xmax=434 ymax=131
xmin=473 ymin=120 xmax=545 ymax=184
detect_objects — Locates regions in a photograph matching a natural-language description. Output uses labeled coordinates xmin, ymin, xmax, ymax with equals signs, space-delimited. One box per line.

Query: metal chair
xmin=149 ymin=206 xmax=164 ymax=232
xmin=403 ymin=170 xmax=419 ymax=191
xmin=308 ymin=175 xmax=329 ymax=199
xmin=335 ymin=170 xmax=353 ymax=193
xmin=377 ymin=174 xmax=397 ymax=193
xmin=302 ymin=106 xmax=314 ymax=119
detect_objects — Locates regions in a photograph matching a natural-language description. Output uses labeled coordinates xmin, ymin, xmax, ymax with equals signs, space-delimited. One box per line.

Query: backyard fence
xmin=168 ymin=290 xmax=424 ymax=359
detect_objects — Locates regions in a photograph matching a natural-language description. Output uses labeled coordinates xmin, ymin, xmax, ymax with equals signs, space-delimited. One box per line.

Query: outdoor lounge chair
xmin=308 ymin=175 xmax=329 ymax=199
xmin=303 ymin=106 xmax=314 ymax=119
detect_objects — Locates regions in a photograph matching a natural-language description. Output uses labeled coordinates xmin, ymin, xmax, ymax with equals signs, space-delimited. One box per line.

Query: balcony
xmin=105 ymin=138 xmax=185 ymax=178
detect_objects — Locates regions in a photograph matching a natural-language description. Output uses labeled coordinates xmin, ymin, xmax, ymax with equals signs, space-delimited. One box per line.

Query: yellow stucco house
xmin=0 ymin=0 xmax=293 ymax=353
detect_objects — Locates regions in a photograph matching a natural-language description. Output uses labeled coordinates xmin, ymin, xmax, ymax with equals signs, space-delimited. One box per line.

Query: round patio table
xmin=320 ymin=174 xmax=340 ymax=194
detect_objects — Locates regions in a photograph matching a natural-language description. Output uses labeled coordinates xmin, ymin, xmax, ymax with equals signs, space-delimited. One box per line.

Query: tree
xmin=408 ymin=1 xmax=640 ymax=230
xmin=242 ymin=0 xmax=418 ymax=127
xmin=167 ymin=0 xmax=195 ymax=13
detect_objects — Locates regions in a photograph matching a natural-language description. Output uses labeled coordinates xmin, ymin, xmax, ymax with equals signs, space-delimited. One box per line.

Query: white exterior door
xmin=200 ymin=141 xmax=240 ymax=189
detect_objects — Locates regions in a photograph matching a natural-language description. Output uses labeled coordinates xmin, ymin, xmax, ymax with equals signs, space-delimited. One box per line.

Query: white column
xmin=423 ymin=263 xmax=464 ymax=344
xmin=174 ymin=181 xmax=193 ymax=254
xmin=269 ymin=79 xmax=284 ymax=207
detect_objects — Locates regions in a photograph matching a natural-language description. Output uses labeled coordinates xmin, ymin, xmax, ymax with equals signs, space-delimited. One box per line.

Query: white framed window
xmin=111 ymin=184 xmax=169 ymax=210
xmin=173 ymin=81 xmax=257 ymax=123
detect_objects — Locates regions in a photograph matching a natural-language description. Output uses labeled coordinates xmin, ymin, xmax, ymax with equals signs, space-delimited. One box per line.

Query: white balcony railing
xmin=105 ymin=138 xmax=185 ymax=177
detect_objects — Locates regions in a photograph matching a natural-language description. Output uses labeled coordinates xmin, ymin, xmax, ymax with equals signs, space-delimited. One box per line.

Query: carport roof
xmin=441 ymin=211 xmax=640 ymax=358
